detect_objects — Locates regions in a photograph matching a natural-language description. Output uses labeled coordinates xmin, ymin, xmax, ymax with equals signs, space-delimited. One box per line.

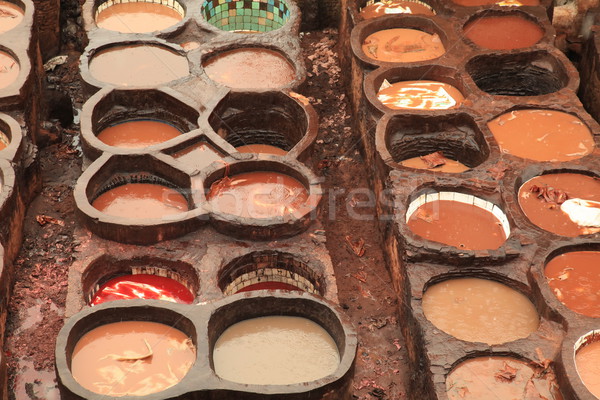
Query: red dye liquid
xmin=236 ymin=281 xmax=302 ymax=293
xmin=91 ymin=274 xmax=194 ymax=305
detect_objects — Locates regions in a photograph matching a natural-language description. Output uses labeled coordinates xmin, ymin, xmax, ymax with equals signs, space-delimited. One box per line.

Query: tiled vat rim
xmin=405 ymin=191 xmax=511 ymax=239
xmin=95 ymin=0 xmax=186 ymax=19
xmin=56 ymin=292 xmax=358 ymax=399
xmin=86 ymin=0 xmax=301 ymax=36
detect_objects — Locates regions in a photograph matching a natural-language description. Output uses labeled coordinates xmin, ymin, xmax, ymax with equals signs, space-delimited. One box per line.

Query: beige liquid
xmin=172 ymin=142 xmax=223 ymax=170
xmin=96 ymin=2 xmax=183 ymax=33
xmin=576 ymin=340 xmax=600 ymax=399
xmin=213 ymin=316 xmax=340 ymax=385
xmin=89 ymin=45 xmax=189 ymax=87
xmin=422 ymin=278 xmax=539 ymax=345
xmin=0 ymin=51 xmax=19 ymax=89
xmin=71 ymin=321 xmax=195 ymax=396
xmin=377 ymin=80 xmax=464 ymax=110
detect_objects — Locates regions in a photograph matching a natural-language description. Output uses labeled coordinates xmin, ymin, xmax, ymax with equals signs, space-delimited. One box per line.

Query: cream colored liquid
xmin=362 ymin=28 xmax=445 ymax=62
xmin=423 ymin=278 xmax=539 ymax=345
xmin=96 ymin=2 xmax=183 ymax=33
xmin=213 ymin=316 xmax=340 ymax=385
xmin=576 ymin=341 xmax=600 ymax=399
xmin=0 ymin=1 xmax=23 ymax=33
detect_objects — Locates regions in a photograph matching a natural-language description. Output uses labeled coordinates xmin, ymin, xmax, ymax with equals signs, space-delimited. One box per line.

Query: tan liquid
xmin=96 ymin=2 xmax=183 ymax=33
xmin=518 ymin=173 xmax=600 ymax=237
xmin=208 ymin=171 xmax=310 ymax=219
xmin=447 ymin=356 xmax=562 ymax=400
xmin=0 ymin=51 xmax=19 ymax=89
xmin=545 ymin=251 xmax=600 ymax=317
xmin=423 ymin=278 xmax=539 ymax=345
xmin=92 ymin=183 xmax=189 ymax=219
xmin=576 ymin=341 xmax=600 ymax=399
xmin=377 ymin=81 xmax=464 ymax=110
xmin=360 ymin=1 xmax=434 ymax=19
xmin=400 ymin=156 xmax=470 ymax=173
xmin=203 ymin=48 xmax=296 ymax=90
xmin=407 ymin=200 xmax=507 ymax=250
xmin=0 ymin=1 xmax=23 ymax=33
xmin=97 ymin=120 xmax=182 ymax=148
xmin=71 ymin=321 xmax=195 ymax=396
xmin=464 ymin=15 xmax=544 ymax=50
xmin=172 ymin=142 xmax=222 ymax=170
xmin=213 ymin=316 xmax=340 ymax=385
xmin=362 ymin=28 xmax=445 ymax=62
xmin=236 ymin=144 xmax=287 ymax=156
xmin=89 ymin=45 xmax=189 ymax=87
xmin=487 ymin=109 xmax=594 ymax=162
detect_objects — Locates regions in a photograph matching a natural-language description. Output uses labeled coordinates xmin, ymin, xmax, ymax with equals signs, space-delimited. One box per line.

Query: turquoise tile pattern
xmin=201 ymin=0 xmax=290 ymax=32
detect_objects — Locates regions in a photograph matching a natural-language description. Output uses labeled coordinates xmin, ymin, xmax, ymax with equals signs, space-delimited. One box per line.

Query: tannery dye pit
xmin=2 ymin=0 xmax=600 ymax=399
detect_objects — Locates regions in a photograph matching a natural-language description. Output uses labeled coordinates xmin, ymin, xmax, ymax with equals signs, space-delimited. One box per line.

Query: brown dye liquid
xmin=71 ymin=321 xmax=195 ymax=396
xmin=545 ymin=251 xmax=600 ymax=317
xmin=362 ymin=28 xmax=445 ymax=62
xmin=576 ymin=340 xmax=600 ymax=399
xmin=407 ymin=200 xmax=507 ymax=250
xmin=423 ymin=278 xmax=539 ymax=345
xmin=236 ymin=144 xmax=287 ymax=156
xmin=89 ymin=45 xmax=189 ymax=87
xmin=0 ymin=51 xmax=19 ymax=89
xmin=203 ymin=48 xmax=296 ymax=90
xmin=213 ymin=316 xmax=340 ymax=385
xmin=208 ymin=171 xmax=310 ymax=219
xmin=518 ymin=173 xmax=600 ymax=237
xmin=96 ymin=2 xmax=183 ymax=33
xmin=172 ymin=142 xmax=222 ymax=170
xmin=377 ymin=80 xmax=464 ymax=110
xmin=463 ymin=15 xmax=543 ymax=50
xmin=452 ymin=0 xmax=540 ymax=5
xmin=92 ymin=183 xmax=189 ymax=219
xmin=447 ymin=356 xmax=562 ymax=400
xmin=0 ymin=1 xmax=23 ymax=33
xmin=400 ymin=156 xmax=470 ymax=173
xmin=97 ymin=120 xmax=182 ymax=149
xmin=359 ymin=1 xmax=434 ymax=19
xmin=487 ymin=109 xmax=594 ymax=162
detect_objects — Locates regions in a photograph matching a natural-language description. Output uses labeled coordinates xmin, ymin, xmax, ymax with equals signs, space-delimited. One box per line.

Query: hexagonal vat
xmin=351 ymin=15 xmax=451 ymax=67
xmin=94 ymin=0 xmax=186 ymax=33
xmin=80 ymin=87 xmax=200 ymax=160
xmin=202 ymin=158 xmax=322 ymax=240
xmin=364 ymin=65 xmax=468 ymax=114
xmin=218 ymin=251 xmax=326 ymax=295
xmin=406 ymin=190 xmax=511 ymax=251
xmin=376 ymin=113 xmax=489 ymax=172
xmin=207 ymin=91 xmax=317 ymax=160
xmin=446 ymin=354 xmax=562 ymax=399
xmin=208 ymin=292 xmax=356 ymax=398
xmin=74 ymin=154 xmax=207 ymax=244
xmin=544 ymin=244 xmax=600 ymax=318
xmin=201 ymin=46 xmax=299 ymax=90
xmin=81 ymin=254 xmax=199 ymax=305
xmin=466 ymin=51 xmax=571 ymax=96
xmin=82 ymin=41 xmax=190 ymax=90
xmin=516 ymin=170 xmax=600 ymax=237
xmin=461 ymin=10 xmax=546 ymax=50
xmin=201 ymin=0 xmax=291 ymax=33
xmin=0 ymin=0 xmax=24 ymax=34
xmin=55 ymin=301 xmax=198 ymax=399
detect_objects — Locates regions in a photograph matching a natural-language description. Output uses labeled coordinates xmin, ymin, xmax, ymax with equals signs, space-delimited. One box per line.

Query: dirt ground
xmin=4 ymin=16 xmax=409 ymax=400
